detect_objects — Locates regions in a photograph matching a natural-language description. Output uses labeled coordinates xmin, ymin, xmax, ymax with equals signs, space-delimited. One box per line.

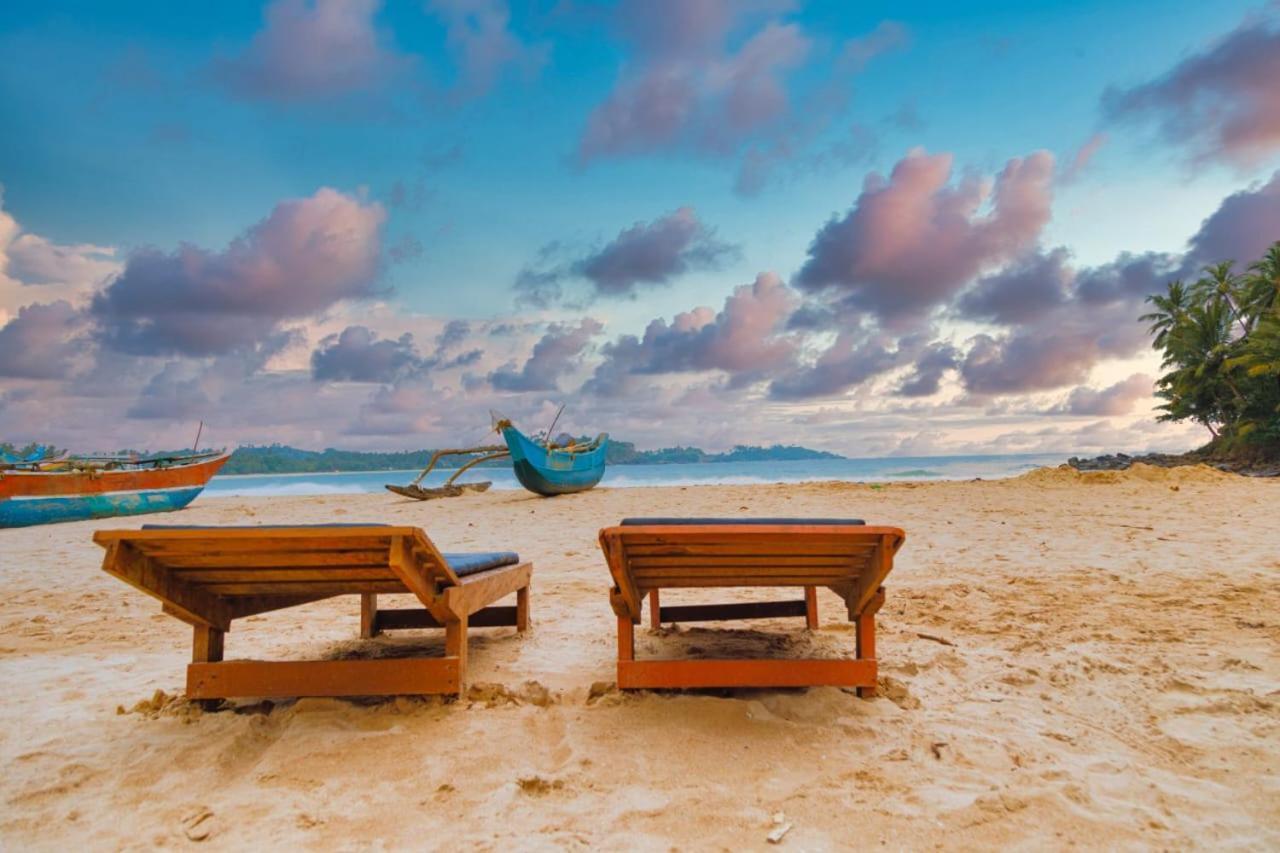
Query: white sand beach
xmin=1 ymin=466 xmax=1277 ymax=849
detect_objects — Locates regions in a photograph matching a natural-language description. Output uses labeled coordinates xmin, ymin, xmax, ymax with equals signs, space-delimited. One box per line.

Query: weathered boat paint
xmin=0 ymin=452 xmax=230 ymax=527
xmin=500 ymin=426 xmax=607 ymax=496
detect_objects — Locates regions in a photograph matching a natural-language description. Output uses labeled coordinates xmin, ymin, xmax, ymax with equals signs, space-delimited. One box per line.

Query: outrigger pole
xmin=385 ymin=444 xmax=509 ymax=501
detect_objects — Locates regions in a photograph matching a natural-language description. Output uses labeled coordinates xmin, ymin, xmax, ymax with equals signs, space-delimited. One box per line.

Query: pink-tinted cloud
xmin=794 ymin=148 xmax=1055 ymax=321
xmin=576 ymin=207 xmax=736 ymax=296
xmin=1103 ymin=8 xmax=1280 ymax=167
xmin=957 ymin=248 xmax=1072 ymax=324
xmin=1182 ymin=170 xmax=1280 ymax=271
xmin=490 ymin=317 xmax=602 ymax=392
xmin=768 ymin=329 xmax=904 ymax=400
xmin=578 ymin=3 xmax=903 ymax=168
xmin=585 ymin=272 xmax=798 ymax=394
xmin=1055 ymin=374 xmax=1154 ymax=416
xmin=91 ymin=188 xmax=386 ymax=356
xmin=311 ymin=326 xmax=422 ymax=383
xmin=1060 ymin=132 xmax=1108 ymax=183
xmin=427 ymin=0 xmax=548 ymax=98
xmin=515 ymin=207 xmax=738 ymax=305
xmin=897 ymin=341 xmax=960 ymax=397
xmin=212 ymin=0 xmax=412 ymax=102
xmin=0 ymin=301 xmax=87 ymax=380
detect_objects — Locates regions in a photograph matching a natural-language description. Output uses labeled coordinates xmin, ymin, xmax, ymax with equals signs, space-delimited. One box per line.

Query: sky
xmin=2 ymin=0 xmax=1279 ymax=456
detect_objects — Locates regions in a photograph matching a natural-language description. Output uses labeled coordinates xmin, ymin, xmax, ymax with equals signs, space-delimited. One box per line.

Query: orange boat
xmin=0 ymin=451 xmax=230 ymax=528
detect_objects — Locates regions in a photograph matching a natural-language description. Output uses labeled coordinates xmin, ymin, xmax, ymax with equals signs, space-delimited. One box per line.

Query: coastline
xmin=2 ymin=468 xmax=1276 ymax=848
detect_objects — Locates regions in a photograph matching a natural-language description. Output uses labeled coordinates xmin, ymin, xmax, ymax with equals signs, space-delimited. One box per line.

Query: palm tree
xmin=1190 ymin=261 xmax=1249 ymax=336
xmin=1244 ymin=244 xmax=1280 ymax=317
xmin=1140 ymin=279 xmax=1191 ymax=351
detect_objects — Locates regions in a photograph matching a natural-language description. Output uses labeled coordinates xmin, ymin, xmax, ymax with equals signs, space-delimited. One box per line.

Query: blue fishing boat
xmin=499 ymin=422 xmax=608 ymax=496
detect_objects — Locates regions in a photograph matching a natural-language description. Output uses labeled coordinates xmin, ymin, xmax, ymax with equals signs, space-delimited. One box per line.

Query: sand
xmin=1 ymin=466 xmax=1277 ymax=850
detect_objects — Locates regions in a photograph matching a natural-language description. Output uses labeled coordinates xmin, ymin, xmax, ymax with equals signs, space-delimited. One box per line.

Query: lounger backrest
xmin=600 ymin=521 xmax=905 ymax=619
xmin=92 ymin=525 xmax=462 ymax=628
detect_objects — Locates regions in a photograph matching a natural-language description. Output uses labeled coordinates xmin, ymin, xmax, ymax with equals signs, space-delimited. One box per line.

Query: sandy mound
xmin=1017 ymin=461 xmax=1235 ymax=486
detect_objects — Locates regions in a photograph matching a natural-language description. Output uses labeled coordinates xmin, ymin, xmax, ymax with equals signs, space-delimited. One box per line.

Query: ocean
xmin=202 ymin=453 xmax=1068 ymax=498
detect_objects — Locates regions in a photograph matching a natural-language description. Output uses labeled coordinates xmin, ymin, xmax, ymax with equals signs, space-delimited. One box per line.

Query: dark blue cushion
xmin=442 ymin=551 xmax=521 ymax=576
xmin=620 ymin=517 xmax=865 ymax=526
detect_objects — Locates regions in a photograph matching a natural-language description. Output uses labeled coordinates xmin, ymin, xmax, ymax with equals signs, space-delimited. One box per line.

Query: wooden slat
xmin=617 ymin=658 xmax=875 ymax=689
xmin=633 ymin=566 xmax=854 ymax=579
xmin=226 ymin=594 xmax=340 ymax=619
xmin=629 ymin=550 xmax=860 ymax=563
xmin=657 ymin=600 xmax=809 ymax=623
xmin=157 ymin=551 xmax=389 ymax=569
xmin=133 ymin=538 xmax=393 ymax=556
xmin=634 ymin=575 xmax=853 ymax=588
xmin=101 ymin=542 xmax=231 ymax=629
xmin=186 ymin=658 xmax=461 ymax=699
xmin=177 ymin=568 xmax=397 ymax=583
xmin=200 ymin=581 xmax=408 ymax=596
xmin=623 ymin=542 xmax=874 ymax=557
xmin=442 ymin=563 xmax=532 ymax=619
xmin=598 ymin=531 xmax=641 ymax=617
xmin=385 ymin=535 xmax=441 ymax=611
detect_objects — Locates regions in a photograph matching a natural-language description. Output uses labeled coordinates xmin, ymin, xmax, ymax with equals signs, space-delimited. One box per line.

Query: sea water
xmin=202 ymin=453 xmax=1068 ymax=498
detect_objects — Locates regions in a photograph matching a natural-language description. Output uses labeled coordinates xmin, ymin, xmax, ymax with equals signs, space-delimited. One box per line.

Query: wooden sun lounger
xmin=598 ymin=518 xmax=905 ymax=695
xmin=93 ymin=525 xmax=532 ymax=700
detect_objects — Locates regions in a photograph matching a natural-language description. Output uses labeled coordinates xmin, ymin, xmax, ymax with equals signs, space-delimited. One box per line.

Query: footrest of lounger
xmin=187 ymin=657 xmax=461 ymax=699
xmin=657 ymin=600 xmax=809 ymax=623
xmin=374 ymin=605 xmax=520 ymax=631
xmin=617 ymin=658 xmax=875 ymax=689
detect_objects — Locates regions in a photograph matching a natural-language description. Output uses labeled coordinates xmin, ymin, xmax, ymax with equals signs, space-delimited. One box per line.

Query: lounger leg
xmin=855 ymin=610 xmax=877 ymax=698
xmin=516 ymin=585 xmax=530 ymax=632
xmin=445 ymin=614 xmax=469 ymax=696
xmin=649 ymin=589 xmax=661 ymax=630
xmin=191 ymin=626 xmax=225 ymax=710
xmin=360 ymin=593 xmax=380 ymax=639
xmin=618 ymin=615 xmax=634 ymax=662
xmin=193 ymin=625 xmax=224 ymax=664
xmin=804 ymin=586 xmax=819 ymax=630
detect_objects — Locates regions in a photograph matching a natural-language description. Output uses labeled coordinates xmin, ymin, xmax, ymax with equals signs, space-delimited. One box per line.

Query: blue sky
xmin=1 ymin=1 xmax=1277 ymax=453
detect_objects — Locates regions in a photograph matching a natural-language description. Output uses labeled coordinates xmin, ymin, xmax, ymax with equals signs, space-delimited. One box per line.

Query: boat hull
xmin=0 ymin=453 xmax=230 ymax=528
xmin=501 ymin=427 xmax=607 ymax=496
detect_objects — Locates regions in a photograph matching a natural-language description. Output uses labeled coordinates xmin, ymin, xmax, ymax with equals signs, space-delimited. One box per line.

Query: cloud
xmin=1054 ymin=374 xmax=1154 ymax=416
xmin=1182 ymin=170 xmax=1280 ymax=271
xmin=311 ymin=325 xmax=422 ymax=382
xmin=577 ymin=4 xmax=905 ymax=174
xmin=91 ymin=188 xmax=386 ymax=356
xmin=1060 ymin=132 xmax=1108 ymax=183
xmin=957 ymin=248 xmax=1072 ymax=324
xmin=575 ymin=207 xmax=736 ymax=297
xmin=490 ymin=317 xmax=602 ymax=392
xmin=211 ymin=0 xmax=412 ymax=103
xmin=1 ymin=190 xmax=122 ymax=321
xmin=585 ymin=272 xmax=798 ymax=395
xmin=515 ymin=207 xmax=738 ymax=304
xmin=126 ymin=361 xmax=214 ymax=420
xmin=960 ymin=314 xmax=1148 ymax=396
xmin=427 ymin=0 xmax=548 ymax=98
xmin=794 ymin=148 xmax=1055 ymax=322
xmin=1102 ymin=8 xmax=1280 ymax=167
xmin=0 ymin=301 xmax=87 ymax=380
xmin=768 ymin=330 xmax=904 ymax=400
xmin=897 ymin=341 xmax=959 ymax=397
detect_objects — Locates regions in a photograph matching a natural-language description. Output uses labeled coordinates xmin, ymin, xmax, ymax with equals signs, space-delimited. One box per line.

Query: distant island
xmin=220 ymin=441 xmax=843 ymax=475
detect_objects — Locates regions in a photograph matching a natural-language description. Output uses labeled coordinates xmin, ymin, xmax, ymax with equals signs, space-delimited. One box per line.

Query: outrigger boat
xmin=386 ymin=410 xmax=609 ymax=500
xmin=0 ymin=449 xmax=231 ymax=528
